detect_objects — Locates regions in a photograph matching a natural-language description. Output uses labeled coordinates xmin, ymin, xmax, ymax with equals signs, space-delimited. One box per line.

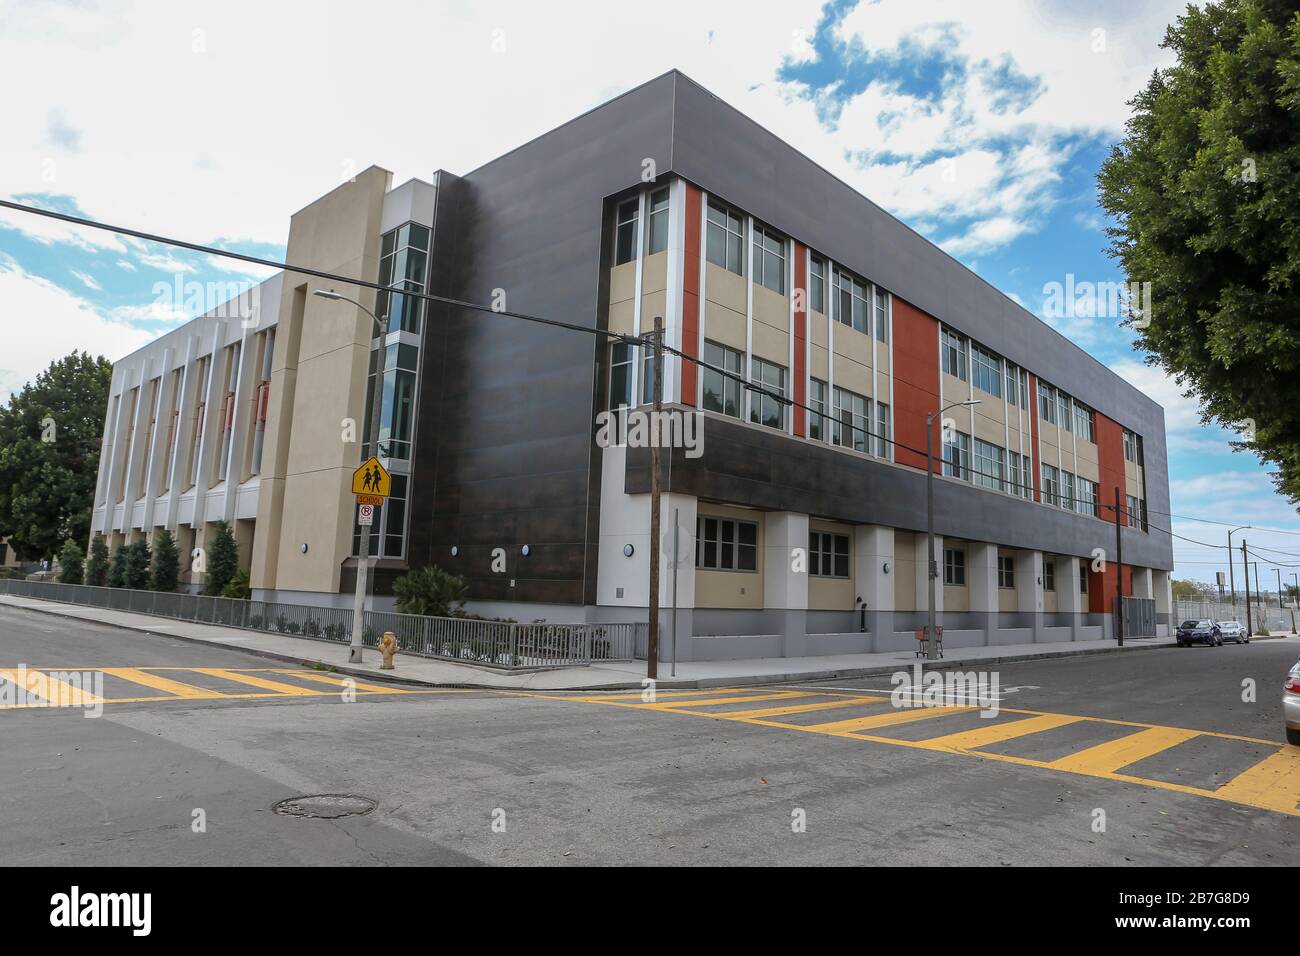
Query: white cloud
xmin=115 ymin=258 xmax=136 ymax=272
xmin=70 ymin=268 xmax=101 ymax=291
xmin=0 ymin=258 xmax=152 ymax=399
xmin=135 ymin=252 xmax=195 ymax=273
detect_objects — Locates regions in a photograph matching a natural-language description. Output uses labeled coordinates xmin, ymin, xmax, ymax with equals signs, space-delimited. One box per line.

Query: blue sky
xmin=0 ymin=0 xmax=1293 ymax=588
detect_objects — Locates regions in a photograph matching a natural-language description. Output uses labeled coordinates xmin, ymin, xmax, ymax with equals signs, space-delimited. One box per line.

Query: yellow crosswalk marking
xmin=922 ymin=713 xmax=1083 ymax=752
xmin=802 ymin=704 xmax=973 ymax=735
xmin=1051 ymin=726 xmax=1200 ymax=775
xmin=190 ymin=669 xmax=319 ymax=696
xmin=1212 ymin=747 xmax=1300 ymax=816
xmin=0 ymin=668 xmax=102 ymax=706
xmin=594 ymin=689 xmax=749 ymax=702
xmin=103 ymin=668 xmax=226 ymax=699
xmin=276 ymin=670 xmax=414 ymax=694
xmin=645 ymin=691 xmax=808 ymax=710
xmin=709 ymin=696 xmax=887 ymax=721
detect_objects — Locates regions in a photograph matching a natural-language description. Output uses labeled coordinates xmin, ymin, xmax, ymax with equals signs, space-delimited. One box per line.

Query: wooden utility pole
xmin=646 ymin=316 xmax=663 ymax=680
xmin=1242 ymin=539 xmax=1253 ymax=637
xmin=1114 ymin=485 xmax=1124 ymax=647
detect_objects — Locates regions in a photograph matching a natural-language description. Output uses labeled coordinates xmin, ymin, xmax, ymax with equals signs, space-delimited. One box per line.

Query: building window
xmin=973 ymin=437 xmax=1004 ymax=491
xmin=941 ymin=328 xmax=967 ymax=381
xmin=1007 ymin=364 xmax=1030 ymax=409
xmin=971 ymin=345 xmax=1002 ymax=398
xmin=1009 ymin=452 xmax=1035 ymax=499
xmin=1060 ymin=471 xmax=1075 ymax=511
xmin=1044 ymin=559 xmax=1055 ymax=592
xmin=353 ymin=472 xmax=409 ymax=559
xmin=376 ymin=222 xmax=430 ymax=334
xmin=641 ymin=346 xmax=658 ymax=404
xmin=646 ymin=187 xmax=670 ymax=255
xmin=705 ymin=200 xmax=745 ymax=275
xmin=1057 ymin=390 xmax=1073 ymax=433
xmin=809 ymin=531 xmax=849 ymax=578
xmin=1080 ymin=560 xmax=1089 ymax=593
xmin=833 ymin=268 xmax=870 ymax=334
xmin=1123 ymin=429 xmax=1144 ymax=465
xmin=695 ymin=515 xmax=758 ymax=571
xmin=1074 ymin=401 xmax=1095 ymax=442
xmin=943 ymin=430 xmax=971 ymax=480
xmin=998 ymin=556 xmax=1015 ymax=589
xmin=809 ymin=379 xmax=827 ymax=441
xmin=875 ymin=401 xmax=891 ymax=458
xmin=809 ymin=257 xmax=825 ymax=313
xmin=363 ymin=342 xmax=419 ymax=461
xmin=702 ymin=340 xmax=743 ymax=418
xmin=1077 ymin=479 xmax=1098 ymax=517
xmin=752 ymin=223 xmax=786 ymax=294
xmin=1127 ymin=494 xmax=1146 ymax=530
xmin=1041 ymin=463 xmax=1059 ymax=506
xmin=614 ymin=197 xmax=639 ymax=265
xmin=1039 ymin=382 xmax=1056 ymax=424
xmin=832 ymin=386 xmax=869 ymax=453
xmin=944 ymin=548 xmax=966 ymax=586
xmin=609 ymin=342 xmax=634 ymax=409
xmin=874 ymin=286 xmax=888 ymax=343
xmin=749 ymin=357 xmax=787 ymax=430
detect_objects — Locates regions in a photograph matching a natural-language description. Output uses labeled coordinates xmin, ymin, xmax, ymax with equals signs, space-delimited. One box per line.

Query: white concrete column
xmin=855 ymin=525 xmax=894 ymax=650
xmin=765 ymin=512 xmax=809 ymax=657
xmin=120 ymin=363 xmax=152 ymax=526
xmin=1132 ymin=566 xmax=1153 ymax=599
xmin=141 ymin=348 xmax=176 ymax=532
xmin=1153 ymin=568 xmax=1172 ymax=635
xmin=1057 ymin=554 xmax=1081 ymax=641
xmin=1016 ymin=549 xmax=1044 ymax=643
xmin=969 ymin=542 xmax=999 ymax=646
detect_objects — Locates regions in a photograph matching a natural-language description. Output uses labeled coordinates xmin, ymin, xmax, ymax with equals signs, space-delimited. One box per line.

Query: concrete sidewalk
xmin=0 ymin=593 xmax=1198 ymax=690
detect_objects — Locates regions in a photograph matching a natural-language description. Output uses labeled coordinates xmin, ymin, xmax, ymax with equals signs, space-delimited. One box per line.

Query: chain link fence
xmin=0 ymin=579 xmax=641 ymax=669
xmin=1174 ymin=599 xmax=1293 ymax=635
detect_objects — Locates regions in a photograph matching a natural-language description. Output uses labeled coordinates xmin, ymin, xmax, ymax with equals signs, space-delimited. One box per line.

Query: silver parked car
xmin=1216 ymin=620 xmax=1250 ymax=644
xmin=1285 ymin=661 xmax=1300 ymax=746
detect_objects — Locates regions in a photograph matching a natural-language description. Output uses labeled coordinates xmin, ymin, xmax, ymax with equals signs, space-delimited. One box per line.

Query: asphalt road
xmin=1 ymin=603 xmax=1297 ymax=866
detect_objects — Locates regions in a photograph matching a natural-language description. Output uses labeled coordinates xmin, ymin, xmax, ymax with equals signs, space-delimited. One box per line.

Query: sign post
xmin=349 ymin=455 xmax=391 ymax=662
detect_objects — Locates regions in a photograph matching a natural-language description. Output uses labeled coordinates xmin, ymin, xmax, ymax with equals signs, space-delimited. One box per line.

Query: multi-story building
xmin=89 ymin=70 xmax=1173 ymax=660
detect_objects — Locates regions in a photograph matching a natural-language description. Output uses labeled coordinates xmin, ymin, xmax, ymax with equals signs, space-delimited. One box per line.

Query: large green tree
xmin=1100 ymin=0 xmax=1300 ymax=501
xmin=0 ymin=352 xmax=112 ymax=560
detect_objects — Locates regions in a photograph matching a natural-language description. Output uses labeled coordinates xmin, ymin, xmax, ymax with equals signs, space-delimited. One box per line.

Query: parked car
xmin=1176 ymin=619 xmax=1222 ymax=647
xmin=1216 ymin=620 xmax=1250 ymax=644
xmin=1284 ymin=660 xmax=1300 ymax=746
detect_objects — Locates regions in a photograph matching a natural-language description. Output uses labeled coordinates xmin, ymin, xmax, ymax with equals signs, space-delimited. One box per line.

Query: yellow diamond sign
xmin=352 ymin=456 xmax=391 ymax=498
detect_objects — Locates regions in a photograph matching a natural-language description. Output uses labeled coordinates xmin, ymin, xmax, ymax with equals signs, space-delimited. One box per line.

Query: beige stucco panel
xmin=705 ymin=262 xmax=746 ymax=313
xmin=273 ymin=468 xmax=354 ymax=593
xmin=704 ymin=299 xmax=746 ymax=352
xmin=610 ymin=261 xmax=637 ymax=305
xmin=752 ymin=283 xmax=788 ymax=332
xmin=751 ymin=321 xmax=789 ymax=367
xmin=833 ymin=353 xmax=871 ymax=397
xmin=811 ymin=343 xmax=829 ymax=381
xmin=641 ymin=251 xmax=668 ymax=295
xmin=894 ymin=532 xmax=916 ymax=611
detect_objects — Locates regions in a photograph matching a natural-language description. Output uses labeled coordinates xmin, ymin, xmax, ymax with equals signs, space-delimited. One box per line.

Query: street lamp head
xmin=312 ymin=289 xmax=344 ymax=301
xmin=959 ymin=399 xmax=981 ymax=407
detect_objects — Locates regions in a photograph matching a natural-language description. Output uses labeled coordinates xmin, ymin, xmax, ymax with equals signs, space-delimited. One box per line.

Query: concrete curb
xmin=1 ymin=596 xmax=1176 ymax=691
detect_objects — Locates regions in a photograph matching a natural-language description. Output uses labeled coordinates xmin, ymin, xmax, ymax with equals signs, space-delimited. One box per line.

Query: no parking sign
xmin=358 ymin=503 xmax=375 ymax=526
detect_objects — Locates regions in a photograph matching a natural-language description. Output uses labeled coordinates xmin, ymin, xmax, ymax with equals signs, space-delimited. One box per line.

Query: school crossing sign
xmin=352 ymin=456 xmax=391 ymax=506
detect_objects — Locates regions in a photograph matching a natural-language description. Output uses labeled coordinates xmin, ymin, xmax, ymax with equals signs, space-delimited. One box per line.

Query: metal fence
xmin=1174 ymin=598 xmax=1293 ymax=634
xmin=1118 ymin=596 xmax=1157 ymax=638
xmin=0 ymin=578 xmax=641 ymax=669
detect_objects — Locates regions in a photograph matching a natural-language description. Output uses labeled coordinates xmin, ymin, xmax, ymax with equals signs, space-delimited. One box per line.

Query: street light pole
xmin=1227 ymin=525 xmax=1249 ymax=608
xmin=925 ymin=399 xmax=979 ymax=661
xmin=314 ymin=288 xmax=386 ymax=664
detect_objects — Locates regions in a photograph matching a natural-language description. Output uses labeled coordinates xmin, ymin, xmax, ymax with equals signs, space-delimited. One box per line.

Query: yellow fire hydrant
xmin=377 ymin=631 xmax=399 ymax=670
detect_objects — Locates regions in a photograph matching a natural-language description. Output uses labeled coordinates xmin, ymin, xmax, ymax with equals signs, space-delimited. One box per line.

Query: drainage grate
xmin=272 ymin=794 xmax=376 ymax=819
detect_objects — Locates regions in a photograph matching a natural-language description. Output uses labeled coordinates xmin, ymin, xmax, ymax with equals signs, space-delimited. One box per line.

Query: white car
xmin=1216 ymin=620 xmax=1250 ymax=644
xmin=1285 ymin=661 xmax=1300 ymax=746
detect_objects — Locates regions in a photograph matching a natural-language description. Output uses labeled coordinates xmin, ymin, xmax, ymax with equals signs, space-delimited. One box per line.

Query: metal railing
xmin=0 ymin=579 xmax=641 ymax=669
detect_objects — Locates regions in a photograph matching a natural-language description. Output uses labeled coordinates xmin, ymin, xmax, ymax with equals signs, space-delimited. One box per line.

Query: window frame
xmin=809 ymin=530 xmax=850 ymax=578
xmin=695 ymin=515 xmax=759 ymax=572
xmin=943 ymin=547 xmax=966 ymax=586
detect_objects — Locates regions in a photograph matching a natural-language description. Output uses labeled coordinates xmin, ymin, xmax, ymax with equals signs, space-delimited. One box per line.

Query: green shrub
xmin=57 ymin=540 xmax=83 ymax=585
xmin=392 ymin=565 xmax=468 ymax=617
xmin=106 ymin=544 xmax=128 ymax=588
xmin=203 ymin=520 xmax=239 ymax=596
xmin=123 ymin=540 xmax=151 ymax=590
xmin=85 ymin=536 xmax=109 ymax=587
xmin=150 ymin=529 xmax=180 ymax=592
xmin=221 ymin=568 xmax=250 ymax=600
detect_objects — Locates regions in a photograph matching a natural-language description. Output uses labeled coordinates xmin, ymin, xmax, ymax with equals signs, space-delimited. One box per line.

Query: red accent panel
xmin=792 ymin=242 xmax=807 ymax=435
xmin=891 ymin=296 xmax=940 ymax=472
xmin=1028 ymin=374 xmax=1041 ymax=502
xmin=679 ymin=183 xmax=702 ymax=407
xmin=1090 ymin=410 xmax=1130 ymax=612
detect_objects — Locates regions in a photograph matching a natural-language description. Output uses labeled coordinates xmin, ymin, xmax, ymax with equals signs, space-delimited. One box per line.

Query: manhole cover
xmin=272 ymin=794 xmax=376 ymax=819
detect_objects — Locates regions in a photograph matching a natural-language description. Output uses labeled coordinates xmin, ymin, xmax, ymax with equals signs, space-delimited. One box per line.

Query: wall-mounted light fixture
xmin=300 ymin=543 xmax=308 ymax=554
xmin=450 ymin=546 xmax=459 ymax=557
xmin=521 ymin=544 xmax=531 ymax=557
xmin=623 ymin=544 xmax=635 ymax=557
xmin=882 ymin=561 xmax=891 ymax=574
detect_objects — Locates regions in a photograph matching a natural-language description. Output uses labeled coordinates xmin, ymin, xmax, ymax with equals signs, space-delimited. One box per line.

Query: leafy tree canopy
xmin=1099 ymin=0 xmax=1300 ymax=502
xmin=0 ymin=352 xmax=112 ymax=560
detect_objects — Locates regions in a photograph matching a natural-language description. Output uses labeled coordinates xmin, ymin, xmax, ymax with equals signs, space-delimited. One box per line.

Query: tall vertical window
xmin=353 ymin=473 xmax=409 ymax=559
xmin=188 ymin=357 xmax=210 ymax=489
xmin=1040 ymin=463 xmax=1059 ymax=506
xmin=749 ymin=357 xmax=787 ymax=430
xmin=941 ymin=328 xmax=967 ymax=381
xmin=641 ymin=346 xmax=658 ymax=404
xmin=1057 ymin=390 xmax=1073 ymax=433
xmin=1008 ymin=452 xmax=1024 ymax=498
xmin=998 ymin=556 xmax=1015 ymax=589
xmin=752 ymin=223 xmax=786 ymax=294
xmin=1074 ymin=401 xmax=1095 ymax=441
xmin=702 ymin=340 xmax=743 ymax=418
xmin=832 ymin=386 xmax=869 ymax=452
xmin=376 ymin=222 xmax=430 ymax=334
xmin=614 ymin=197 xmax=639 ymax=265
xmin=363 ymin=343 xmax=419 ymax=461
xmin=609 ymin=342 xmax=634 ymax=408
xmin=1044 ymin=559 xmax=1055 ymax=591
xmin=973 ymin=437 xmax=1004 ymax=491
xmin=833 ymin=269 xmax=870 ymax=334
xmin=944 ymin=548 xmax=966 ymax=586
xmin=1039 ymin=383 xmax=1057 ymax=424
xmin=809 ymin=257 xmax=825 ymax=313
xmin=875 ymin=401 xmax=891 ymax=458
xmin=1060 ymin=471 xmax=1075 ymax=510
xmin=1123 ymin=430 xmax=1144 ymax=465
xmin=971 ymin=345 xmax=1002 ymax=397
xmin=1077 ymin=479 xmax=1098 ymax=517
xmin=874 ymin=286 xmax=888 ymax=343
xmin=705 ymin=200 xmax=745 ymax=275
xmin=943 ymin=430 xmax=971 ymax=480
xmin=809 ymin=379 xmax=827 ymax=441
xmin=645 ymin=188 xmax=669 ymax=255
